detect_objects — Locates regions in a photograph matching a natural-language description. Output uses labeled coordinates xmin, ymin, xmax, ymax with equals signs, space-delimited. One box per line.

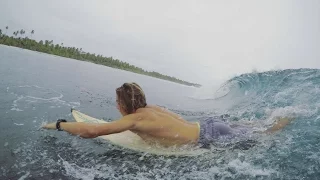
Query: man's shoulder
xmin=135 ymin=106 xmax=161 ymax=119
xmin=136 ymin=107 xmax=153 ymax=115
xmin=137 ymin=104 xmax=158 ymax=111
xmin=145 ymin=104 xmax=158 ymax=108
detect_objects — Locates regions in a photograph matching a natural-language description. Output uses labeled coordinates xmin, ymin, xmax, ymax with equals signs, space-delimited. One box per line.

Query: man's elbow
xmin=80 ymin=129 xmax=100 ymax=138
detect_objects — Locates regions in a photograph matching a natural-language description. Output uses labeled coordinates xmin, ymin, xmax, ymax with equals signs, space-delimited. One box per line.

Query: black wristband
xmin=56 ymin=119 xmax=67 ymax=131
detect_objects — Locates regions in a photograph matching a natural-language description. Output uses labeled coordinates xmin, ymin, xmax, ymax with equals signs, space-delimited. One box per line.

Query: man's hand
xmin=42 ymin=122 xmax=56 ymax=130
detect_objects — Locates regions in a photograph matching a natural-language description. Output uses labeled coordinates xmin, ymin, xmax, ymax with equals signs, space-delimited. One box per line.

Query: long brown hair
xmin=116 ymin=82 xmax=147 ymax=114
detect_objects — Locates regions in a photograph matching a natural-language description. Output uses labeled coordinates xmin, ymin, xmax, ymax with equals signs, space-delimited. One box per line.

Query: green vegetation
xmin=0 ymin=27 xmax=201 ymax=87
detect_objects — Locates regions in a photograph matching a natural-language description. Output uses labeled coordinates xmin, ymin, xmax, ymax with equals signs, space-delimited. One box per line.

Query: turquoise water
xmin=1 ymin=45 xmax=319 ymax=179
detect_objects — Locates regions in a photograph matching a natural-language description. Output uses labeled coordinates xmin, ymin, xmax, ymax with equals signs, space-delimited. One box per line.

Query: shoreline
xmin=0 ymin=33 xmax=201 ymax=87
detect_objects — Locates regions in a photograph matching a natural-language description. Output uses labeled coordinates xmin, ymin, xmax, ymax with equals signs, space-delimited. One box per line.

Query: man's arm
xmin=43 ymin=113 xmax=141 ymax=138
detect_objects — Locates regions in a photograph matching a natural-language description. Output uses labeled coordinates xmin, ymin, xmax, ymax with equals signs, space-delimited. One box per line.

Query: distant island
xmin=0 ymin=27 xmax=201 ymax=87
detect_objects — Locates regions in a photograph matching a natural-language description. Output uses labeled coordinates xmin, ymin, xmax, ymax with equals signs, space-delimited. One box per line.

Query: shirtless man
xmin=43 ymin=82 xmax=292 ymax=148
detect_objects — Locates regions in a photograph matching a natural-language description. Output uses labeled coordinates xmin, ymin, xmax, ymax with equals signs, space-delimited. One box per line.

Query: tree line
xmin=0 ymin=27 xmax=201 ymax=87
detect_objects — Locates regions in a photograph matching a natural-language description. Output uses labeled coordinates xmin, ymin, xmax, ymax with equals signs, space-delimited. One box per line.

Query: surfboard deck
xmin=71 ymin=109 xmax=209 ymax=156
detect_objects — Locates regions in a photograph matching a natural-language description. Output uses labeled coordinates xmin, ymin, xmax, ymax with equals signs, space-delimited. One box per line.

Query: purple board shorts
xmin=198 ymin=117 xmax=253 ymax=148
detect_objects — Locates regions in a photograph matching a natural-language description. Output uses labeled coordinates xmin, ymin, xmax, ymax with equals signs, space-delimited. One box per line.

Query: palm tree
xmin=31 ymin=30 xmax=34 ymax=37
xmin=5 ymin=26 xmax=8 ymax=34
xmin=20 ymin=29 xmax=24 ymax=37
xmin=0 ymin=29 xmax=2 ymax=36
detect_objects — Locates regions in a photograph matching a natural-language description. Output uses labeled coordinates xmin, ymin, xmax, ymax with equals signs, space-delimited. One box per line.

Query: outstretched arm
xmin=43 ymin=113 xmax=139 ymax=138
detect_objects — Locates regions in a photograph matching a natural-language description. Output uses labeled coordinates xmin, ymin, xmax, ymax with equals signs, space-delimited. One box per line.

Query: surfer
xmin=43 ymin=82 xmax=293 ymax=148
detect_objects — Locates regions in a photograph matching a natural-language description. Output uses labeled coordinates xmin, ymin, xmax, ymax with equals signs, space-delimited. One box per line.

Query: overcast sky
xmin=1 ymin=0 xmax=319 ymax=85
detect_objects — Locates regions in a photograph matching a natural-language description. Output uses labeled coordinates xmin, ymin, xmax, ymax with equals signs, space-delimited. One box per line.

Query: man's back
xmin=130 ymin=105 xmax=200 ymax=146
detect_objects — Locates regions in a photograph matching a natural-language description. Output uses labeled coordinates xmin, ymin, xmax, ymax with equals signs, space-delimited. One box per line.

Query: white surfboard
xmin=71 ymin=109 xmax=209 ymax=156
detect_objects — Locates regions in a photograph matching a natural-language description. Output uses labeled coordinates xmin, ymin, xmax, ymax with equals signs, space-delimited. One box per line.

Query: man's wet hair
xmin=116 ymin=82 xmax=147 ymax=114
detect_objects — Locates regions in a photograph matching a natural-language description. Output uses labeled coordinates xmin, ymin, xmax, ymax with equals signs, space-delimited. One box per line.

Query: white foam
xmin=49 ymin=169 xmax=59 ymax=173
xmin=24 ymin=95 xmax=80 ymax=107
xmin=61 ymin=158 xmax=113 ymax=180
xmin=25 ymin=99 xmax=37 ymax=103
xmin=1 ymin=167 xmax=6 ymax=177
xmin=227 ymin=159 xmax=276 ymax=176
xmin=9 ymin=85 xmax=80 ymax=111
xmin=4 ymin=142 xmax=8 ymax=147
xmin=265 ymin=105 xmax=315 ymax=119
xmin=11 ymin=95 xmax=24 ymax=111
xmin=11 ymin=107 xmax=23 ymax=112
xmin=18 ymin=171 xmax=30 ymax=180
xmin=13 ymin=147 xmax=22 ymax=154
xmin=14 ymin=123 xmax=24 ymax=126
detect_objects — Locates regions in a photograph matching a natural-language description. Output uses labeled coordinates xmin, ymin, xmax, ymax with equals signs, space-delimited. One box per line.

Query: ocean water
xmin=1 ymin=45 xmax=320 ymax=180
